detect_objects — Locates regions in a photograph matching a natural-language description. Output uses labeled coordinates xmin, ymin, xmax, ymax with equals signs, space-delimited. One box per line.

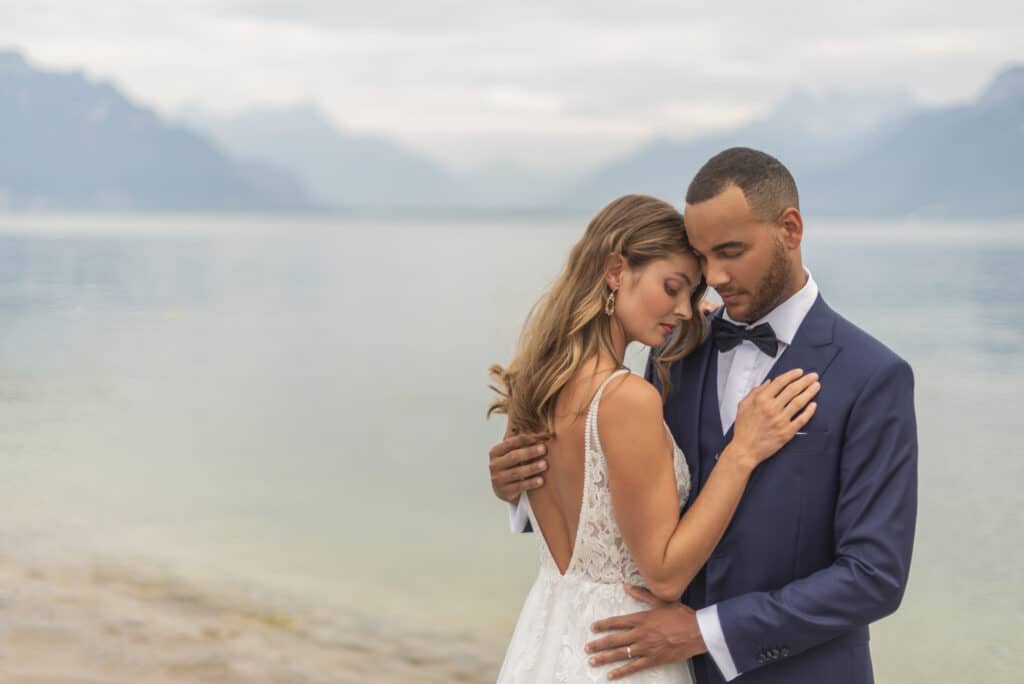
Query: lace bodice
xmin=527 ymin=368 xmax=692 ymax=585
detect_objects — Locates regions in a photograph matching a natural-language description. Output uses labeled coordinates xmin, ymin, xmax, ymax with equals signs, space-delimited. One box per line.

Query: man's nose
xmin=703 ymin=260 xmax=728 ymax=289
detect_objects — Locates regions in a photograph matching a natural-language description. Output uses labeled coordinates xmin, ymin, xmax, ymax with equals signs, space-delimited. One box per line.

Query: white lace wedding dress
xmin=497 ymin=369 xmax=694 ymax=683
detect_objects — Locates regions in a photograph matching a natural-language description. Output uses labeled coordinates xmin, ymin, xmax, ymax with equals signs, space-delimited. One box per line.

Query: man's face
xmin=684 ymin=184 xmax=794 ymax=323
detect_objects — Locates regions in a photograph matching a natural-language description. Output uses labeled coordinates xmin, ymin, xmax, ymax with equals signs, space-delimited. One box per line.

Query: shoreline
xmin=0 ymin=550 xmax=501 ymax=683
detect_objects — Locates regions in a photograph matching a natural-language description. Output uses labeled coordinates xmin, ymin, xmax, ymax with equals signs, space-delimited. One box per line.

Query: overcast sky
xmin=2 ymin=1 xmax=1021 ymax=173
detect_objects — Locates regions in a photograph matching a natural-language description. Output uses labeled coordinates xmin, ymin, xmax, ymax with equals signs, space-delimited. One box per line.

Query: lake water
xmin=0 ymin=213 xmax=1020 ymax=682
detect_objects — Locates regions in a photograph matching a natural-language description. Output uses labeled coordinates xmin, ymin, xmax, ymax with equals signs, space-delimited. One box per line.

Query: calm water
xmin=0 ymin=213 xmax=1020 ymax=682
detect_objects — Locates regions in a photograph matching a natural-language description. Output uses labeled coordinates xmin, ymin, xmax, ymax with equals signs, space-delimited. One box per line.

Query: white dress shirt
xmin=508 ymin=270 xmax=819 ymax=681
xmin=695 ymin=269 xmax=818 ymax=681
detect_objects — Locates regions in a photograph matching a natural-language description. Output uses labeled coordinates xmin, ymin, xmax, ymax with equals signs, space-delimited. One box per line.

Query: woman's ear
xmin=603 ymin=253 xmax=626 ymax=290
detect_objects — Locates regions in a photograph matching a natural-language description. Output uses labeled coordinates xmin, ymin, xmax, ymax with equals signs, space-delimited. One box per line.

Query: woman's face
xmin=613 ymin=252 xmax=702 ymax=348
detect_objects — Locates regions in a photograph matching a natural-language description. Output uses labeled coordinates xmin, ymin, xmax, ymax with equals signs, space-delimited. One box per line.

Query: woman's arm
xmin=601 ymin=369 xmax=819 ymax=601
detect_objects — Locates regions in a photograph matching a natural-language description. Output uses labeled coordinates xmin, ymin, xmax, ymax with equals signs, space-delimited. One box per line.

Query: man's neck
xmin=776 ymin=268 xmax=810 ymax=310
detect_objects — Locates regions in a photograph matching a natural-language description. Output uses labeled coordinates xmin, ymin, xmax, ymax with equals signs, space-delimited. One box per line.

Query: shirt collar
xmin=722 ymin=268 xmax=818 ymax=346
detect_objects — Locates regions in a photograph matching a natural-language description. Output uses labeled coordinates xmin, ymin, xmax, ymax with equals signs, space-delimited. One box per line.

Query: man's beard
xmin=745 ymin=237 xmax=794 ymax=323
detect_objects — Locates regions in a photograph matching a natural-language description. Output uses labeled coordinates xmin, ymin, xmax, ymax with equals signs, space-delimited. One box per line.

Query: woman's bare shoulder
xmin=597 ymin=373 xmax=665 ymax=452
xmin=600 ymin=372 xmax=661 ymax=411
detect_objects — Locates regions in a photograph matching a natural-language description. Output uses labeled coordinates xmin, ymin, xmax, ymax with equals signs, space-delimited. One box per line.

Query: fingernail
xmin=589 ymin=657 xmax=597 ymax=665
xmin=537 ymin=445 xmax=546 ymax=455
xmin=538 ymin=460 xmax=547 ymax=469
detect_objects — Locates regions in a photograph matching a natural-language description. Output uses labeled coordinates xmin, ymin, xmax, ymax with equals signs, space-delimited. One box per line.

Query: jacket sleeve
xmin=643 ymin=347 xmax=658 ymax=385
xmin=715 ymin=358 xmax=918 ymax=675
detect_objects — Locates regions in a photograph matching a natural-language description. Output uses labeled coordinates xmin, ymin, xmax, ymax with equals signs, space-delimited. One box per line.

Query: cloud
xmin=1 ymin=1 xmax=1021 ymax=172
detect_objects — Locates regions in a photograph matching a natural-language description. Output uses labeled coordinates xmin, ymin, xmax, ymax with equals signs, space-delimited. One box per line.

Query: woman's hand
xmin=725 ymin=369 xmax=820 ymax=470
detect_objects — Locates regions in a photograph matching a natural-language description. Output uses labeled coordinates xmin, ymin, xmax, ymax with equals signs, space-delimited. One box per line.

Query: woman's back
xmin=525 ymin=365 xmax=621 ymax=575
xmin=497 ymin=367 xmax=692 ymax=682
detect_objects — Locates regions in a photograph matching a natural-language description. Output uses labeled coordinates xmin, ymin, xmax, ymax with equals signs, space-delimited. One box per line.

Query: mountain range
xmin=180 ymin=105 xmax=562 ymax=210
xmin=2 ymin=48 xmax=1022 ymax=217
xmin=0 ymin=50 xmax=312 ymax=211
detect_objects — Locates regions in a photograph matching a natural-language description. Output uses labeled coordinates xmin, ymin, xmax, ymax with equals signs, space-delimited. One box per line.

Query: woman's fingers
xmin=766 ymin=368 xmax=806 ymax=398
xmin=776 ymin=373 xmax=820 ymax=411
xmin=773 ymin=372 xmax=815 ymax=404
xmin=783 ymin=380 xmax=821 ymax=419
xmin=790 ymin=401 xmax=818 ymax=431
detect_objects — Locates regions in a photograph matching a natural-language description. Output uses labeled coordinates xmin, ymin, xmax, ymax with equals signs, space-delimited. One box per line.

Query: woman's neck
xmin=608 ymin=317 xmax=629 ymax=366
xmin=589 ymin=332 xmax=629 ymax=377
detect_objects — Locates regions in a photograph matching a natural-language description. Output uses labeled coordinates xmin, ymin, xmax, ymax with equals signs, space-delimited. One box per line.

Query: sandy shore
xmin=0 ymin=553 xmax=500 ymax=684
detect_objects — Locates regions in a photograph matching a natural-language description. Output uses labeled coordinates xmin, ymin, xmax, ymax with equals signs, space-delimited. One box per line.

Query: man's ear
xmin=603 ymin=253 xmax=626 ymax=290
xmin=777 ymin=207 xmax=803 ymax=249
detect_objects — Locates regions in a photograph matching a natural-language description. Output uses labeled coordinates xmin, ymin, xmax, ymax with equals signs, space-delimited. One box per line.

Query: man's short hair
xmin=685 ymin=147 xmax=799 ymax=222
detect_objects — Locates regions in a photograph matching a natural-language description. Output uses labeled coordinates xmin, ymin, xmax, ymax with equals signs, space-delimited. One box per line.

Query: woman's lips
xmin=659 ymin=323 xmax=676 ymax=335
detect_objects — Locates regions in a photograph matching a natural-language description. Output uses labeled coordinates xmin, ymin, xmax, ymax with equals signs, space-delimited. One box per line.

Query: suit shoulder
xmin=831 ymin=310 xmax=909 ymax=374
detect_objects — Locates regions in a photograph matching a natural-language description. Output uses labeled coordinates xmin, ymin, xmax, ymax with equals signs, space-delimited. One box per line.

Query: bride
xmin=487 ymin=195 xmax=818 ymax=682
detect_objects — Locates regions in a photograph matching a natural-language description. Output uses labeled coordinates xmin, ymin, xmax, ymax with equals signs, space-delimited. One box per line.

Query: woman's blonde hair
xmin=488 ymin=194 xmax=707 ymax=439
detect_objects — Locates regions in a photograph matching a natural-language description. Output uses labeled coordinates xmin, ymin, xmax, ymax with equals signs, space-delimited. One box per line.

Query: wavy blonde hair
xmin=488 ymin=194 xmax=707 ymax=439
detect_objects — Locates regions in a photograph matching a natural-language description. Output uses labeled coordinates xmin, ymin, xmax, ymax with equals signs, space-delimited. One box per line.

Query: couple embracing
xmin=486 ymin=148 xmax=918 ymax=683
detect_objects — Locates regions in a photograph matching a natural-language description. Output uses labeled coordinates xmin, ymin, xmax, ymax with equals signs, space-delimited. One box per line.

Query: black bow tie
xmin=711 ymin=317 xmax=779 ymax=356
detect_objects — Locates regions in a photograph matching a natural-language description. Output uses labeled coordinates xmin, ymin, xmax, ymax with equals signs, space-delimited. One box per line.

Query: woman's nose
xmin=674 ymin=299 xmax=692 ymax=320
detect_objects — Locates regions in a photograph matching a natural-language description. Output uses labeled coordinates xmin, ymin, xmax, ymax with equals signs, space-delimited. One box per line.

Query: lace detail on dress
xmin=497 ymin=369 xmax=693 ymax=683
xmin=572 ymin=369 xmax=691 ymax=585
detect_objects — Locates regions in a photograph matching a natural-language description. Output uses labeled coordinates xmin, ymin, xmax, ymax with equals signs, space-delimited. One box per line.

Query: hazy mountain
xmin=567 ymin=67 xmax=1024 ymax=218
xmin=0 ymin=50 xmax=314 ymax=211
xmin=3 ymin=47 xmax=1021 ymax=217
xmin=803 ymin=64 xmax=1024 ymax=217
xmin=182 ymin=105 xmax=470 ymax=209
xmin=183 ymin=105 xmax=577 ymax=210
xmin=562 ymin=88 xmax=919 ymax=210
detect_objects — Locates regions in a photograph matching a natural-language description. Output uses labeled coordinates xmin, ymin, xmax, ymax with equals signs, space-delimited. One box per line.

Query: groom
xmin=489 ymin=147 xmax=917 ymax=683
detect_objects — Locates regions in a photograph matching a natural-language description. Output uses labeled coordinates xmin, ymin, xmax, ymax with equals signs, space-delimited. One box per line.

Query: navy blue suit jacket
xmin=647 ymin=295 xmax=918 ymax=683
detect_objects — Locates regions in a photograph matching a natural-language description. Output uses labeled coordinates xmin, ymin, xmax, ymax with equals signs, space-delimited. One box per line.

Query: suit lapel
xmin=766 ymin=294 xmax=841 ymax=384
xmin=674 ymin=320 xmax=718 ymax=487
xmin=721 ymin=295 xmax=840 ymax=444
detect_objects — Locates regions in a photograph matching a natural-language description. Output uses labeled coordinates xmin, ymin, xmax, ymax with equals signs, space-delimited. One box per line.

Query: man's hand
xmin=489 ymin=434 xmax=548 ymax=504
xmin=585 ymin=585 xmax=707 ymax=680
xmin=700 ymin=298 xmax=722 ymax=316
